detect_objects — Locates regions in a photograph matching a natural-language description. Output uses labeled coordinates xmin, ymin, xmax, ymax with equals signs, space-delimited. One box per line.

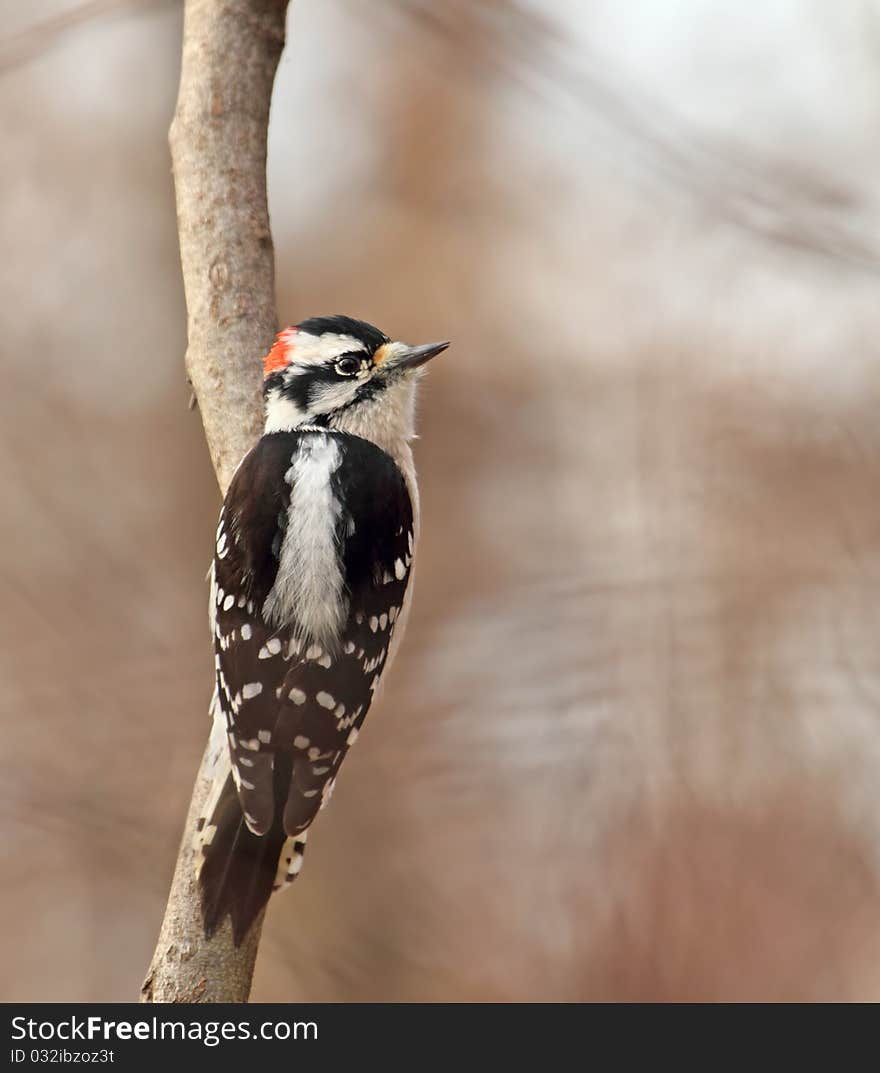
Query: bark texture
xmin=141 ymin=0 xmax=289 ymax=1003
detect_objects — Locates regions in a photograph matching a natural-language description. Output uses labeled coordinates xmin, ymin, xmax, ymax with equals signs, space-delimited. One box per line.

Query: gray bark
xmin=141 ymin=0 xmax=290 ymax=1003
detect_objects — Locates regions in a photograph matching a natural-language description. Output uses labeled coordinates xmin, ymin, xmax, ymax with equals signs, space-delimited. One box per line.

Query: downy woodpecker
xmin=197 ymin=315 xmax=449 ymax=942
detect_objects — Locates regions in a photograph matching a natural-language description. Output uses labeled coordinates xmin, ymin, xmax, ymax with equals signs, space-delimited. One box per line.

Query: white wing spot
xmin=293 ymin=735 xmax=310 ymax=749
xmin=289 ymin=687 xmax=307 ymax=705
xmin=335 ymin=703 xmax=346 ymax=717
xmin=305 ymin=644 xmax=322 ymax=660
xmin=242 ymin=682 xmax=263 ymax=700
xmin=223 ymin=594 xmax=234 ymax=611
xmin=317 ymin=653 xmax=332 ymax=668
xmin=369 ymin=616 xmax=378 ymax=632
xmin=240 ymin=623 xmax=252 ymax=640
xmin=379 ymin=613 xmax=388 ymax=630
xmin=258 ymin=729 xmax=272 ymax=743
xmin=394 ymin=558 xmax=406 ymax=580
xmin=343 ymin=641 xmax=355 ymax=654
xmin=316 ymin=691 xmax=335 ymax=709
xmin=347 ymin=728 xmax=359 ymax=745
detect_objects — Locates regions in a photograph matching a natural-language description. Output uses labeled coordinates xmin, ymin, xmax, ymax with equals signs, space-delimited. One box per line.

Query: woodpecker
xmin=196 ymin=315 xmax=448 ymax=942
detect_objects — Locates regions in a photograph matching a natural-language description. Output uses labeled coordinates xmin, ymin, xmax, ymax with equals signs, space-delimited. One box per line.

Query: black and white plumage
xmin=196 ymin=315 xmax=448 ymax=942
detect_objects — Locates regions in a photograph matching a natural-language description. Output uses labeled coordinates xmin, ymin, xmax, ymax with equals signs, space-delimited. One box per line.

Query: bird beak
xmin=383 ymin=340 xmax=450 ymax=371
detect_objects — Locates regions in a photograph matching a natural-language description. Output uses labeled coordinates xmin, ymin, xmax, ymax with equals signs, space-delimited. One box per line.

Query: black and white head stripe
xmin=296 ymin=315 xmax=388 ymax=353
xmin=262 ymin=317 xmax=391 ymax=432
xmin=263 ymin=316 xmax=387 ymax=382
xmin=261 ymin=316 xmax=448 ymax=439
xmin=198 ymin=428 xmax=414 ymax=941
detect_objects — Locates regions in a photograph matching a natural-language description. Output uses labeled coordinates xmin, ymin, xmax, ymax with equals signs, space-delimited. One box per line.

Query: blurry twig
xmin=141 ymin=0 xmax=288 ymax=1004
xmin=372 ymin=0 xmax=880 ymax=272
xmin=0 ymin=0 xmax=176 ymax=77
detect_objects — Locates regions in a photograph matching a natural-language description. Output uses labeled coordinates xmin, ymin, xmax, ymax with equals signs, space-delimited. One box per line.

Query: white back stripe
xmin=263 ymin=434 xmax=346 ymax=645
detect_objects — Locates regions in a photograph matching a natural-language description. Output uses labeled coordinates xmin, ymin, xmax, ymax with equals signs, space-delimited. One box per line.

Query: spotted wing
xmin=212 ymin=430 xmax=414 ymax=849
xmin=212 ymin=432 xmax=301 ymax=834
xmin=274 ymin=433 xmax=414 ymax=840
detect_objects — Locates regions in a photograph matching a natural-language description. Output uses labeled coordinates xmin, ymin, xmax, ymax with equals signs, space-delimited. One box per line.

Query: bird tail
xmin=196 ymin=765 xmax=307 ymax=945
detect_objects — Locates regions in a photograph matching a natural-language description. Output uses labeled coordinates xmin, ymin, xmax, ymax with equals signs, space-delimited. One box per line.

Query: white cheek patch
xmin=264 ymin=387 xmax=307 ymax=434
xmin=307 ymin=379 xmax=363 ymax=416
xmin=288 ymin=332 xmax=367 ymax=367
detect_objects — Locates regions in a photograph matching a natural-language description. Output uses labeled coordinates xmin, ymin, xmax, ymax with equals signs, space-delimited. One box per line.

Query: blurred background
xmin=4 ymin=0 xmax=880 ymax=1001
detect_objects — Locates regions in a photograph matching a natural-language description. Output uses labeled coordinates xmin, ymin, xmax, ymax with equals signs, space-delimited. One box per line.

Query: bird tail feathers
xmin=196 ymin=772 xmax=307 ymax=945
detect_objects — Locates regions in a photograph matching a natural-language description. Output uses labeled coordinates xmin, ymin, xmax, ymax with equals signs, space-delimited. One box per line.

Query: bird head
xmin=262 ymin=315 xmax=449 ymax=446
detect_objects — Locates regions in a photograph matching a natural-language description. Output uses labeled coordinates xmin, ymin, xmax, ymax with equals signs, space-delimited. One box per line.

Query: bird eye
xmin=335 ymin=356 xmax=361 ymax=377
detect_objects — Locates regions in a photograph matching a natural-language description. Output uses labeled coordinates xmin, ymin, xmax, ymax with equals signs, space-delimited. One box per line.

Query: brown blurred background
xmin=4 ymin=0 xmax=880 ymax=1001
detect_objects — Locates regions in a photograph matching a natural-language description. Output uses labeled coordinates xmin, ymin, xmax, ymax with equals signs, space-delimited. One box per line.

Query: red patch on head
xmin=263 ymin=327 xmax=297 ymax=378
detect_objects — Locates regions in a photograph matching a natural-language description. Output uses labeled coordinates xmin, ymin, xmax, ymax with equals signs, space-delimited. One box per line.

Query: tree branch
xmin=141 ymin=0 xmax=289 ymax=1004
